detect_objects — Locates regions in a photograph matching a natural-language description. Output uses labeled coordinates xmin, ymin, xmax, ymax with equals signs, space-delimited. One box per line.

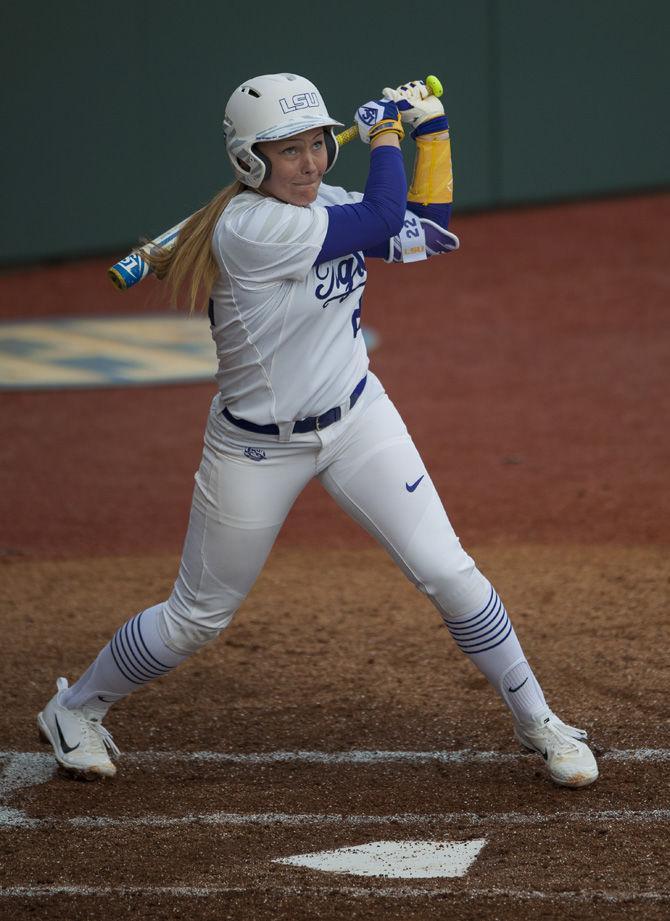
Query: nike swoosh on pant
xmin=406 ymin=475 xmax=424 ymax=492
xmin=54 ymin=714 xmax=81 ymax=754
xmin=508 ymin=677 xmax=529 ymax=693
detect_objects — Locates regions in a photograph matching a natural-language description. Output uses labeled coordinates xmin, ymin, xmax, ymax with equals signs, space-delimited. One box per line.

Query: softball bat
xmin=108 ymin=217 xmax=190 ymax=291
xmin=108 ymin=75 xmax=443 ymax=291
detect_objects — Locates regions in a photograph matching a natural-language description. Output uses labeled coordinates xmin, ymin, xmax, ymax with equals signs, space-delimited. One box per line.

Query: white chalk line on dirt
xmin=109 ymin=747 xmax=670 ymax=764
xmin=2 ymin=746 xmax=670 ymax=781
xmin=63 ymin=807 xmax=670 ymax=830
xmin=0 ymin=884 xmax=668 ymax=904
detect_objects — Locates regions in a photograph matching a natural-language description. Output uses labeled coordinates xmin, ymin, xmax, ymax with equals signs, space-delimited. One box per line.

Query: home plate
xmin=273 ymin=838 xmax=487 ymax=879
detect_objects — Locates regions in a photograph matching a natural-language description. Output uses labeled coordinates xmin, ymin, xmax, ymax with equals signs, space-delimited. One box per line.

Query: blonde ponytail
xmin=145 ymin=180 xmax=245 ymax=313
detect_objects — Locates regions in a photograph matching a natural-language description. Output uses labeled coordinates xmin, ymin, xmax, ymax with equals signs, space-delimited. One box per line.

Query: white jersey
xmin=210 ymin=183 xmax=368 ymax=424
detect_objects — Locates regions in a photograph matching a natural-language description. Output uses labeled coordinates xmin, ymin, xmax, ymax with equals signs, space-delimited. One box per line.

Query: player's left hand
xmin=354 ymin=99 xmax=404 ymax=144
xmin=382 ymin=80 xmax=444 ymax=133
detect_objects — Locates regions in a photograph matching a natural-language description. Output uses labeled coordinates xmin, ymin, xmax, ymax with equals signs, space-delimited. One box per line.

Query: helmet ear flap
xmin=251 ymin=145 xmax=272 ymax=183
xmin=324 ymin=128 xmax=338 ymax=172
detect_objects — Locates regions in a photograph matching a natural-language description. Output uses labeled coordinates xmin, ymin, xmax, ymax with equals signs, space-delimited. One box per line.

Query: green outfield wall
xmin=2 ymin=0 xmax=668 ymax=263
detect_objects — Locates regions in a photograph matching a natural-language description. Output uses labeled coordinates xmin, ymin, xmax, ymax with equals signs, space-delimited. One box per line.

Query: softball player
xmin=38 ymin=74 xmax=598 ymax=788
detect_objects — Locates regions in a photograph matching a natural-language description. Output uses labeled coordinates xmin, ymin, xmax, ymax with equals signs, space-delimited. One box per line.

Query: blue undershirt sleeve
xmin=361 ymin=201 xmax=453 ymax=261
xmin=407 ymin=201 xmax=452 ymax=228
xmin=361 ymin=239 xmax=391 ymax=259
xmin=315 ymin=146 xmax=407 ymax=265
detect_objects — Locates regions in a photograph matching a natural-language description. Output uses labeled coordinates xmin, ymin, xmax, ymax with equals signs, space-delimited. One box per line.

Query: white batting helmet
xmin=223 ymin=73 xmax=343 ymax=188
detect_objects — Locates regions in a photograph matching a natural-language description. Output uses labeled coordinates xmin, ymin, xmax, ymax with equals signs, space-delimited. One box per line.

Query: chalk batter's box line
xmin=0 ymin=884 xmax=669 ymax=904
xmin=26 ymin=807 xmax=670 ymax=830
xmin=1 ymin=746 xmax=669 ymax=800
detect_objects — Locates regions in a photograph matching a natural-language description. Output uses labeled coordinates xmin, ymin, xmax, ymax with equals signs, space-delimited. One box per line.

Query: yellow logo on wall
xmin=0 ymin=315 xmax=378 ymax=390
xmin=0 ymin=316 xmax=216 ymax=390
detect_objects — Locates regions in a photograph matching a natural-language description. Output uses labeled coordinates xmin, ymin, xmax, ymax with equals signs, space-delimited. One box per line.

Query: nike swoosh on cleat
xmin=406 ymin=475 xmax=424 ymax=492
xmin=54 ymin=715 xmax=81 ymax=754
xmin=532 ymin=745 xmax=549 ymax=761
xmin=98 ymin=695 xmax=115 ymax=703
xmin=508 ymin=677 xmax=529 ymax=693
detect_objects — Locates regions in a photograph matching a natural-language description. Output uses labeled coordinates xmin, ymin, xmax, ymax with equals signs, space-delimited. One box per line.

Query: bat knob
xmin=425 ymin=75 xmax=443 ymax=98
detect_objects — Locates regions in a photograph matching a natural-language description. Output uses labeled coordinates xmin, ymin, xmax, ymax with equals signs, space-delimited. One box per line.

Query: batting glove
xmin=382 ymin=80 xmax=445 ymax=135
xmin=354 ymin=99 xmax=404 ymax=144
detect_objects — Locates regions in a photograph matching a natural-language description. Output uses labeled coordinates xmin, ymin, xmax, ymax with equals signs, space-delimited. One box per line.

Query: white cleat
xmin=37 ymin=677 xmax=120 ymax=780
xmin=547 ymin=712 xmax=588 ymax=741
xmin=514 ymin=711 xmax=598 ymax=788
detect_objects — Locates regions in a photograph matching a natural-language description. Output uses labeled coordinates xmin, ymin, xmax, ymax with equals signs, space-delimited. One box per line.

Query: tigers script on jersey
xmin=210 ymin=184 xmax=368 ymax=424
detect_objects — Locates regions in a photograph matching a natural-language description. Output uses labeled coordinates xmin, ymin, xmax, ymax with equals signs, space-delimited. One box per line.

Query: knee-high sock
xmin=442 ymin=585 xmax=548 ymax=723
xmin=61 ymin=603 xmax=188 ymax=717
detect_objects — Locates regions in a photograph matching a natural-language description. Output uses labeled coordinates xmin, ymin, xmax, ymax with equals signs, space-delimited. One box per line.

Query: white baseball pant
xmin=160 ymin=372 xmax=491 ymax=655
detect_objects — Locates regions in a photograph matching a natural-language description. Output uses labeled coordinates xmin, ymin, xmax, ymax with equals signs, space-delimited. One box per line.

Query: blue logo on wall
xmin=244 ymin=447 xmax=266 ymax=462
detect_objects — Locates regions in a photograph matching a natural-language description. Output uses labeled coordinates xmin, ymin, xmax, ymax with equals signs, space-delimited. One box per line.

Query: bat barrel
xmin=425 ymin=74 xmax=443 ymax=98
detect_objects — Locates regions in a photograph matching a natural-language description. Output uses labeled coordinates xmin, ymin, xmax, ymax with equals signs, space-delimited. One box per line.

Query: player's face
xmin=257 ymin=129 xmax=328 ymax=206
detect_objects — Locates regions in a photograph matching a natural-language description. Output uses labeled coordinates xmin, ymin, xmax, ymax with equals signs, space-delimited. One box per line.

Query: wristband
xmin=412 ymin=114 xmax=450 ymax=139
xmin=369 ymin=118 xmax=405 ymax=142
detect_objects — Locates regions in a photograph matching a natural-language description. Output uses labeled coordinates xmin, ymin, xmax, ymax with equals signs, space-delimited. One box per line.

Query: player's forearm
xmin=407 ymin=115 xmax=453 ymax=227
xmin=365 ymin=116 xmax=453 ymax=259
xmin=407 ymin=201 xmax=452 ymax=228
xmin=316 ymin=147 xmax=406 ymax=264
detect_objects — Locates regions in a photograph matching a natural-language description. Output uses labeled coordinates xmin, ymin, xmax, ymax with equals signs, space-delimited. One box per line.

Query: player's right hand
xmin=354 ymin=99 xmax=404 ymax=144
xmin=382 ymin=80 xmax=444 ymax=134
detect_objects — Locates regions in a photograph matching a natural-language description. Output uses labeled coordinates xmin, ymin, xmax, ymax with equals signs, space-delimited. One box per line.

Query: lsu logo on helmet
xmin=279 ymin=92 xmax=319 ymax=114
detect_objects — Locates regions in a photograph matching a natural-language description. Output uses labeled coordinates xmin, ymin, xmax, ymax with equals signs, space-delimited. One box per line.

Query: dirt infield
xmin=1 ymin=193 xmax=669 ymax=918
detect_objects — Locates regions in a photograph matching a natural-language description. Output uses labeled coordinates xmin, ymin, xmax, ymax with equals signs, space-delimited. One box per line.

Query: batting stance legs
xmin=62 ymin=374 xmax=550 ymax=728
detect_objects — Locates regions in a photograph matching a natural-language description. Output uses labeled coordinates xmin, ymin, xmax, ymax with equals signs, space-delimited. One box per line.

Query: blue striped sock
xmin=442 ymin=586 xmax=548 ymax=722
xmin=442 ymin=586 xmax=513 ymax=654
xmin=61 ymin=604 xmax=187 ymax=715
